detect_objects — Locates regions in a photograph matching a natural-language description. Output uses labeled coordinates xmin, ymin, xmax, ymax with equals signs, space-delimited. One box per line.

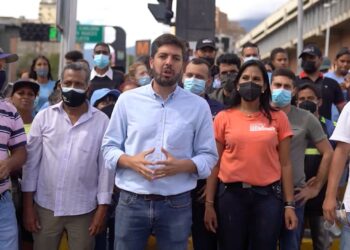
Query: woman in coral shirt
xmin=204 ymin=60 xmax=298 ymax=250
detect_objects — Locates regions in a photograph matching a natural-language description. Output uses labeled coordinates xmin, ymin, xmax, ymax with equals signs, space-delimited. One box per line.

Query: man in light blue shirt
xmin=102 ymin=33 xmax=218 ymax=250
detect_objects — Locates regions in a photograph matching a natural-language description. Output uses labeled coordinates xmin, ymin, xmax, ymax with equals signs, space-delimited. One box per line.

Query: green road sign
xmin=76 ymin=25 xmax=103 ymax=43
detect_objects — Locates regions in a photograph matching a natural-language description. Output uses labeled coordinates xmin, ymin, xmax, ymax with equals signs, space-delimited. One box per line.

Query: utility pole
xmin=324 ymin=1 xmax=337 ymax=57
xmin=56 ymin=0 xmax=77 ymax=77
xmin=297 ymin=0 xmax=303 ymax=73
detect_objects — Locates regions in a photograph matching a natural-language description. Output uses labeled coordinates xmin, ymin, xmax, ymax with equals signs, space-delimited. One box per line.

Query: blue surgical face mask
xmin=183 ymin=77 xmax=206 ymax=95
xmin=36 ymin=68 xmax=48 ymax=78
xmin=137 ymin=75 xmax=151 ymax=86
xmin=93 ymin=54 xmax=110 ymax=69
xmin=212 ymin=77 xmax=221 ymax=89
xmin=243 ymin=56 xmax=259 ymax=63
xmin=272 ymin=88 xmax=292 ymax=107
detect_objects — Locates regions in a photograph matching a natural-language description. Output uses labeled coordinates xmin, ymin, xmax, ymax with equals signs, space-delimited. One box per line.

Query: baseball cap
xmin=336 ymin=47 xmax=350 ymax=59
xmin=195 ymin=38 xmax=216 ymax=50
xmin=299 ymin=44 xmax=322 ymax=58
xmin=0 ymin=48 xmax=18 ymax=63
xmin=320 ymin=57 xmax=332 ymax=71
xmin=11 ymin=79 xmax=40 ymax=96
xmin=90 ymin=88 xmax=120 ymax=107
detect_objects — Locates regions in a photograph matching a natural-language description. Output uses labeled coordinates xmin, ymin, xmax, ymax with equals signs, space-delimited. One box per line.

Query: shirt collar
xmin=52 ymin=101 xmax=96 ymax=122
xmin=147 ymin=79 xmax=181 ymax=101
xmin=299 ymin=71 xmax=323 ymax=80
xmin=90 ymin=67 xmax=113 ymax=80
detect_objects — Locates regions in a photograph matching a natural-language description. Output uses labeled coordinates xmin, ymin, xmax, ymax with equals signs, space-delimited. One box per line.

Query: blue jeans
xmin=279 ymin=203 xmax=305 ymax=250
xmin=0 ymin=190 xmax=18 ymax=250
xmin=216 ymin=182 xmax=283 ymax=250
xmin=341 ymin=213 xmax=350 ymax=250
xmin=114 ymin=190 xmax=192 ymax=250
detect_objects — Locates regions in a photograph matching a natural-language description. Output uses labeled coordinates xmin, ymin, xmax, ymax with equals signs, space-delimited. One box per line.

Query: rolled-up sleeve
xmin=191 ymin=103 xmax=218 ymax=179
xmin=101 ymin=96 xmax=128 ymax=170
xmin=21 ymin=113 xmax=43 ymax=192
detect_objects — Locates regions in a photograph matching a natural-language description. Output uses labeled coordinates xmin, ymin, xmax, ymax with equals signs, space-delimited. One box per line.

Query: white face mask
xmin=243 ymin=56 xmax=259 ymax=63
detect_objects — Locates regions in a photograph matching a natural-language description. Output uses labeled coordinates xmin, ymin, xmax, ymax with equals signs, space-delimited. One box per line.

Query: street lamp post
xmin=324 ymin=0 xmax=337 ymax=57
xmin=297 ymin=0 xmax=303 ymax=73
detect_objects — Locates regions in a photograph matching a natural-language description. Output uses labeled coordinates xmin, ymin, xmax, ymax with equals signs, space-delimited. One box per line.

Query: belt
xmin=122 ymin=190 xmax=190 ymax=201
xmin=224 ymin=180 xmax=280 ymax=189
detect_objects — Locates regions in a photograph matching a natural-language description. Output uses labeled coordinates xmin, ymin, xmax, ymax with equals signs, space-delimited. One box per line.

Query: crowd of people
xmin=0 ymin=33 xmax=350 ymax=250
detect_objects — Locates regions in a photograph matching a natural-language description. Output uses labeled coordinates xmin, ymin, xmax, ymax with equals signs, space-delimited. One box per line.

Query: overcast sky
xmin=0 ymin=0 xmax=289 ymax=47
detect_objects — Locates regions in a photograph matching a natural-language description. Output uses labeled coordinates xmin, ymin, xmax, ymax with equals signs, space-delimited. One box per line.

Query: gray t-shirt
xmin=287 ymin=106 xmax=327 ymax=187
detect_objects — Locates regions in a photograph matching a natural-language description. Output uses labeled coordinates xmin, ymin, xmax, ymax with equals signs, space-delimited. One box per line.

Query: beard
xmin=151 ymin=67 xmax=182 ymax=87
xmin=339 ymin=69 xmax=349 ymax=76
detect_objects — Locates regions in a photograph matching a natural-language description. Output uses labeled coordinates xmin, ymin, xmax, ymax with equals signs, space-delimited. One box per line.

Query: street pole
xmin=297 ymin=0 xmax=303 ymax=73
xmin=57 ymin=0 xmax=77 ymax=78
xmin=324 ymin=2 xmax=332 ymax=57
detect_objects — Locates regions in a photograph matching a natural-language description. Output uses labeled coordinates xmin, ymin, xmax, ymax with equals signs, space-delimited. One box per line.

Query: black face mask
xmin=298 ymin=100 xmax=317 ymax=113
xmin=220 ymin=73 xmax=237 ymax=93
xmin=238 ymin=81 xmax=262 ymax=102
xmin=301 ymin=60 xmax=318 ymax=74
xmin=0 ymin=70 xmax=6 ymax=92
xmin=201 ymin=57 xmax=215 ymax=67
xmin=61 ymin=88 xmax=86 ymax=107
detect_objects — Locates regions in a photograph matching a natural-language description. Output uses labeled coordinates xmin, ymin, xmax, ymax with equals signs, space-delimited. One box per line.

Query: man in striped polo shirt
xmin=0 ymin=97 xmax=27 ymax=250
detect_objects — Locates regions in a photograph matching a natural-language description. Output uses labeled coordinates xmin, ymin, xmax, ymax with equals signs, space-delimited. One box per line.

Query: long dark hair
xmin=29 ymin=55 xmax=53 ymax=80
xmin=227 ymin=59 xmax=276 ymax=123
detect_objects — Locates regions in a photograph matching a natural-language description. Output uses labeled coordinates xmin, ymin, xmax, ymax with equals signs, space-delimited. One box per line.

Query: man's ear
xmin=317 ymin=98 xmax=323 ymax=107
xmin=292 ymin=86 xmax=297 ymax=96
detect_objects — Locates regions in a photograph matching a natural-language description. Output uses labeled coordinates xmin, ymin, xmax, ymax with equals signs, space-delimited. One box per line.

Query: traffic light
xmin=148 ymin=0 xmax=174 ymax=25
xmin=20 ymin=23 xmax=50 ymax=42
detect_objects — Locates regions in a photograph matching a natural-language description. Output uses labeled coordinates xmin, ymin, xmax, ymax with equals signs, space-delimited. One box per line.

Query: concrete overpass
xmin=236 ymin=0 xmax=350 ymax=72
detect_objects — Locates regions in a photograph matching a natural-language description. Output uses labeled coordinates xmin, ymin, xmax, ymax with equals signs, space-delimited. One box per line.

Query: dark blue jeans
xmin=216 ymin=182 xmax=283 ymax=250
xmin=114 ymin=190 xmax=192 ymax=250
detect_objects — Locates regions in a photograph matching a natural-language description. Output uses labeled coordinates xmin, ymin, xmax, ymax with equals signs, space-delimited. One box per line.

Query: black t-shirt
xmin=89 ymin=68 xmax=124 ymax=99
xmin=296 ymin=72 xmax=344 ymax=119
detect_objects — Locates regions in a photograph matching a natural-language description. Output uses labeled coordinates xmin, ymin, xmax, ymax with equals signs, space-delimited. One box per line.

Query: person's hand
xmin=284 ymin=207 xmax=298 ymax=230
xmin=323 ymin=196 xmax=337 ymax=223
xmin=121 ymin=148 xmax=156 ymax=181
xmin=294 ymin=177 xmax=320 ymax=205
xmin=23 ymin=205 xmax=41 ymax=233
xmin=204 ymin=204 xmax=218 ymax=233
xmin=89 ymin=205 xmax=108 ymax=236
xmin=0 ymin=160 xmax=10 ymax=179
xmin=153 ymin=148 xmax=184 ymax=179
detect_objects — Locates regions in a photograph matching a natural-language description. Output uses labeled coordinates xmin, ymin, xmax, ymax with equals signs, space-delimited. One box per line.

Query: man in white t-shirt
xmin=323 ymin=102 xmax=350 ymax=250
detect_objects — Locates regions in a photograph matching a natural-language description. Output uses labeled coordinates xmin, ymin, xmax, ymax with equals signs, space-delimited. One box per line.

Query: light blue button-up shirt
xmin=102 ymin=83 xmax=218 ymax=195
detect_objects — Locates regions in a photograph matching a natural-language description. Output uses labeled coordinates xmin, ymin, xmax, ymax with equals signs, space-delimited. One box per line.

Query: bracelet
xmin=284 ymin=205 xmax=295 ymax=209
xmin=284 ymin=201 xmax=296 ymax=207
xmin=205 ymin=200 xmax=214 ymax=205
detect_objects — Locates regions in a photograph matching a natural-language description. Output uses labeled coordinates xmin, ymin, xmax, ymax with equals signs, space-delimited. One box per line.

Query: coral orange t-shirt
xmin=214 ymin=108 xmax=292 ymax=186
